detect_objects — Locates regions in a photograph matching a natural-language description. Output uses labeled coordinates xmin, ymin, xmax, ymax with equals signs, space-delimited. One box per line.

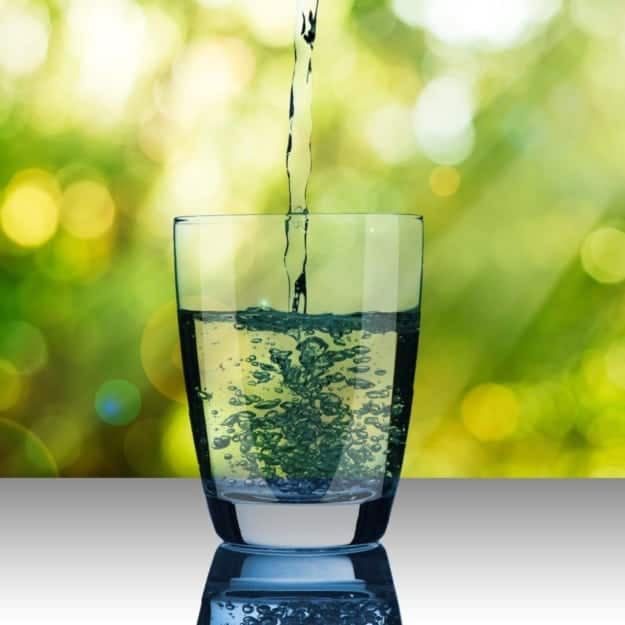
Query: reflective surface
xmin=197 ymin=544 xmax=401 ymax=624
xmin=1 ymin=480 xmax=625 ymax=623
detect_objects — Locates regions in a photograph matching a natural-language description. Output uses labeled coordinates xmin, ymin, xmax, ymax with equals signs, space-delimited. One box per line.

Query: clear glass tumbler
xmin=174 ymin=214 xmax=423 ymax=549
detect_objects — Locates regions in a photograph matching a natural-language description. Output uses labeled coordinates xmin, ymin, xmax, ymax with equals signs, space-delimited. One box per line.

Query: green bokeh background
xmin=1 ymin=0 xmax=625 ymax=477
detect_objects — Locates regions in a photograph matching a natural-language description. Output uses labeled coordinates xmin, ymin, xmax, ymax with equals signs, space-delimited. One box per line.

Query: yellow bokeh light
xmin=141 ymin=302 xmax=186 ymax=402
xmin=589 ymin=446 xmax=625 ymax=478
xmin=605 ymin=341 xmax=625 ymax=390
xmin=32 ymin=414 xmax=82 ymax=469
xmin=1 ymin=170 xmax=60 ymax=248
xmin=162 ymin=407 xmax=199 ymax=477
xmin=410 ymin=418 xmax=485 ymax=477
xmin=61 ymin=180 xmax=116 ymax=239
xmin=581 ymin=350 xmax=624 ymax=403
xmin=581 ymin=227 xmax=625 ymax=284
xmin=170 ymin=343 xmax=183 ymax=370
xmin=430 ymin=166 xmax=461 ymax=198
xmin=585 ymin=409 xmax=625 ymax=448
xmin=0 ymin=417 xmax=58 ymax=477
xmin=34 ymin=236 xmax=87 ymax=281
xmin=462 ymin=383 xmax=520 ymax=442
xmin=0 ymin=360 xmax=21 ymax=411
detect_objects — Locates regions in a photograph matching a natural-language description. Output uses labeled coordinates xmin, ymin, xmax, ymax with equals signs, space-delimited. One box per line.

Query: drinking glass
xmin=174 ymin=214 xmax=423 ymax=549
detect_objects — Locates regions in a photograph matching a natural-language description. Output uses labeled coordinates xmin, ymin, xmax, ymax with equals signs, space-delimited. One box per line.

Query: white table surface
xmin=0 ymin=480 xmax=624 ymax=624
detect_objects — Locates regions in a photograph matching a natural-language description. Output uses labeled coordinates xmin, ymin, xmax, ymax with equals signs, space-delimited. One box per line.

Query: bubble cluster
xmin=180 ymin=307 xmax=419 ymax=502
xmin=211 ymin=595 xmax=400 ymax=625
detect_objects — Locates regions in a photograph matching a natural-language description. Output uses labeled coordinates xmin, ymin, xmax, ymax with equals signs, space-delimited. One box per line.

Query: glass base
xmin=205 ymin=494 xmax=395 ymax=550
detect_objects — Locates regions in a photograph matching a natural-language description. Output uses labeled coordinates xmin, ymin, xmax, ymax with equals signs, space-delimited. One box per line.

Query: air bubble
xmin=347 ymin=378 xmax=375 ymax=390
xmin=297 ymin=337 xmax=328 ymax=365
xmin=252 ymin=371 xmax=271 ymax=383
xmin=367 ymin=390 xmax=389 ymax=399
xmin=212 ymin=436 xmax=231 ymax=450
xmin=327 ymin=372 xmax=345 ymax=384
xmin=222 ymin=411 xmax=255 ymax=428
xmin=256 ymin=399 xmax=281 ymax=410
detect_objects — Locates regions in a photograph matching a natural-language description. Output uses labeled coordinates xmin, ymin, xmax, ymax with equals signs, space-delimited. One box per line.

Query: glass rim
xmin=174 ymin=212 xmax=424 ymax=224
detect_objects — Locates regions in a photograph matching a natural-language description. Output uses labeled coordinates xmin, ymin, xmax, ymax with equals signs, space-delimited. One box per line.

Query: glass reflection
xmin=198 ymin=543 xmax=402 ymax=624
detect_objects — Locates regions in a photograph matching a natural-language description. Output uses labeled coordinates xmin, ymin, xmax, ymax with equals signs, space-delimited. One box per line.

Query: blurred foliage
xmin=1 ymin=0 xmax=625 ymax=477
